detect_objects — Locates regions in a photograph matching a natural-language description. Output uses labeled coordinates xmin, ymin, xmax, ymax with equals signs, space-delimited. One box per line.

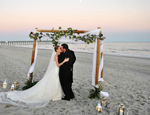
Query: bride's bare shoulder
xmin=54 ymin=55 xmax=58 ymax=61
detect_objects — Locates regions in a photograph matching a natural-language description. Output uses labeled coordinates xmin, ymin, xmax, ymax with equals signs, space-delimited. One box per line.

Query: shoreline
xmin=1 ymin=45 xmax=150 ymax=59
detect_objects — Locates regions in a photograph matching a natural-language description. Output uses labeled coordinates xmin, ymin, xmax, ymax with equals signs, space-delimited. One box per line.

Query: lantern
xmin=14 ymin=81 xmax=19 ymax=87
xmin=10 ymin=84 xmax=15 ymax=91
xmin=118 ymin=104 xmax=125 ymax=115
xmin=2 ymin=80 xmax=7 ymax=89
xmin=96 ymin=102 xmax=102 ymax=112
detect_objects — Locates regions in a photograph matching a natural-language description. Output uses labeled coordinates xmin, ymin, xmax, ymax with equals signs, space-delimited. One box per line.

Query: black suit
xmin=58 ymin=49 xmax=76 ymax=100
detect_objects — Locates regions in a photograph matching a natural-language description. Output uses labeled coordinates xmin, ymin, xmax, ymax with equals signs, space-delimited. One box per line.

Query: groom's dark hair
xmin=61 ymin=44 xmax=69 ymax=50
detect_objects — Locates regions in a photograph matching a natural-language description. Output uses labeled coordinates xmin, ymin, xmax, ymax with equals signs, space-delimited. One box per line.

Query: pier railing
xmin=0 ymin=40 xmax=51 ymax=46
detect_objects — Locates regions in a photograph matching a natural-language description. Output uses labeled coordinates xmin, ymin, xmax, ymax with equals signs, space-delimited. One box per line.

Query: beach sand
xmin=0 ymin=46 xmax=150 ymax=115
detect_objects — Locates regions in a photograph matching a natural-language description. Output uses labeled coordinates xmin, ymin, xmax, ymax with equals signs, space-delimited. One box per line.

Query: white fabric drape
xmin=27 ymin=41 xmax=38 ymax=80
xmin=92 ymin=39 xmax=97 ymax=86
xmin=99 ymin=40 xmax=104 ymax=82
xmin=92 ymin=39 xmax=104 ymax=86
xmin=100 ymin=91 xmax=109 ymax=98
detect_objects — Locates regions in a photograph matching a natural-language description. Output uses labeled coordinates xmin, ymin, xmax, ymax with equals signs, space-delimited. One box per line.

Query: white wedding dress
xmin=0 ymin=51 xmax=63 ymax=108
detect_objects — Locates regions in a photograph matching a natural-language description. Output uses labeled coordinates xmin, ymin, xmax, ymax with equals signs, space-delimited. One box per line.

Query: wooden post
xmin=95 ymin=38 xmax=100 ymax=85
xmin=29 ymin=38 xmax=36 ymax=83
xmin=101 ymin=52 xmax=103 ymax=78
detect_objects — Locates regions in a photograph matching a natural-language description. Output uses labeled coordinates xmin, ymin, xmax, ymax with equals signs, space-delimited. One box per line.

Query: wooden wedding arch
xmin=29 ymin=27 xmax=104 ymax=86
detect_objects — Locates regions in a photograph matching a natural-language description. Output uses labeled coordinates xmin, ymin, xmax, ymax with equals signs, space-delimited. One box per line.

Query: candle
xmin=119 ymin=109 xmax=123 ymax=115
xmin=97 ymin=108 xmax=101 ymax=112
xmin=2 ymin=80 xmax=7 ymax=89
xmin=10 ymin=84 xmax=15 ymax=91
xmin=14 ymin=81 xmax=19 ymax=87
xmin=96 ymin=103 xmax=102 ymax=112
xmin=119 ymin=104 xmax=125 ymax=115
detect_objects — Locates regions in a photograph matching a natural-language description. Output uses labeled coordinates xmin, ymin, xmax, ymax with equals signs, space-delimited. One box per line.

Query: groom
xmin=58 ymin=44 xmax=76 ymax=101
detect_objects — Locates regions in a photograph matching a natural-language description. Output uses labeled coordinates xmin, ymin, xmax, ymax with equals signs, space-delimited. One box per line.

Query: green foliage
xmin=88 ymin=83 xmax=103 ymax=99
xmin=29 ymin=32 xmax=42 ymax=40
xmin=29 ymin=27 xmax=106 ymax=47
xmin=22 ymin=80 xmax=38 ymax=90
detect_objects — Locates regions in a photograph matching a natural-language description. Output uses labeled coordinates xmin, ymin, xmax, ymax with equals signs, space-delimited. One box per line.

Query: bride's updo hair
xmin=54 ymin=46 xmax=59 ymax=52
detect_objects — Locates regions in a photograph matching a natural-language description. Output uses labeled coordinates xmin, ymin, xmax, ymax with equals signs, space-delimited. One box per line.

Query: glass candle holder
xmin=2 ymin=80 xmax=7 ymax=89
xmin=10 ymin=84 xmax=15 ymax=91
xmin=96 ymin=102 xmax=102 ymax=112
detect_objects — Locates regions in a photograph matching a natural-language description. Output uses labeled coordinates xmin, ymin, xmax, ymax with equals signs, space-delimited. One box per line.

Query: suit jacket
xmin=58 ymin=49 xmax=76 ymax=83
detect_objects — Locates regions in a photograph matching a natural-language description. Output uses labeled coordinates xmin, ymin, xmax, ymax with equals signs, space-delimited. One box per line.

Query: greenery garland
xmin=29 ymin=27 xmax=106 ymax=46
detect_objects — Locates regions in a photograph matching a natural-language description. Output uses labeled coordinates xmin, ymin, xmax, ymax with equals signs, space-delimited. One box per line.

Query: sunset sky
xmin=0 ymin=0 xmax=150 ymax=41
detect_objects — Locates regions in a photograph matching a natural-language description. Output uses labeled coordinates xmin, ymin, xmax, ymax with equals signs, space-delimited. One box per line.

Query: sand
xmin=0 ymin=46 xmax=150 ymax=115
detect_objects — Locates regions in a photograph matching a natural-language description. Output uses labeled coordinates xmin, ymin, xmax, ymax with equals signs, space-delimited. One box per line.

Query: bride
xmin=0 ymin=46 xmax=69 ymax=108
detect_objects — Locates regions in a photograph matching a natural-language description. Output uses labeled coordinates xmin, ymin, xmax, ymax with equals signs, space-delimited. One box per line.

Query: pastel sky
xmin=0 ymin=0 xmax=150 ymax=41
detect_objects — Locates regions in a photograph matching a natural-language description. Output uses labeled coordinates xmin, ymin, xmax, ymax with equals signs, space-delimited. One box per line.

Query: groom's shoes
xmin=70 ymin=94 xmax=75 ymax=99
xmin=70 ymin=96 xmax=75 ymax=99
xmin=62 ymin=97 xmax=70 ymax=101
